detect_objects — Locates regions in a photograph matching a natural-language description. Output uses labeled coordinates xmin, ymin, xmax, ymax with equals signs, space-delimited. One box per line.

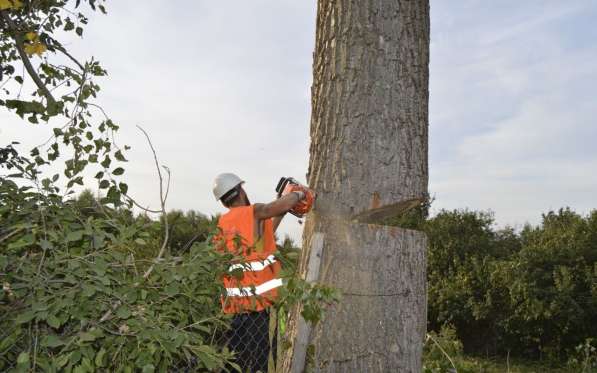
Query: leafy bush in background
xmin=387 ymin=198 xmax=597 ymax=364
xmin=424 ymin=208 xmax=597 ymax=363
xmin=566 ymin=338 xmax=597 ymax=373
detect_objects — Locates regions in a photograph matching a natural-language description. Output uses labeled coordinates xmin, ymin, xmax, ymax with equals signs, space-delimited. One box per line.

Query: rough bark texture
xmin=282 ymin=1 xmax=429 ymax=372
xmin=307 ymin=0 xmax=429 ymax=219
xmin=311 ymin=223 xmax=426 ymax=372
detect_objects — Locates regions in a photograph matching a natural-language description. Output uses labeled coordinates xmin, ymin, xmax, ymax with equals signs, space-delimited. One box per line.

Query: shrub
xmin=0 ymin=174 xmax=237 ymax=372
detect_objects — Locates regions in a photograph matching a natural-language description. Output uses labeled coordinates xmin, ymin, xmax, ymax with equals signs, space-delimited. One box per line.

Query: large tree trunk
xmin=282 ymin=1 xmax=429 ymax=372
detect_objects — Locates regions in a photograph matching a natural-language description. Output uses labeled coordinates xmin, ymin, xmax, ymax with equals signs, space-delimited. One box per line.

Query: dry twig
xmin=136 ymin=125 xmax=170 ymax=279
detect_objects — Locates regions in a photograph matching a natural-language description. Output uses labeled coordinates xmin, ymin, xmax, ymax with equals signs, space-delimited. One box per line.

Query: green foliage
xmin=495 ymin=208 xmax=597 ymax=359
xmin=567 ymin=338 xmax=597 ymax=373
xmin=1 ymin=0 xmax=129 ymax=206
xmin=424 ymin=208 xmax=597 ymax=362
xmin=1 ymin=149 xmax=336 ymax=372
xmin=162 ymin=210 xmax=214 ymax=255
xmin=423 ymin=326 xmax=575 ymax=373
xmin=424 ymin=325 xmax=468 ymax=373
xmin=0 ymin=169 xmax=237 ymax=372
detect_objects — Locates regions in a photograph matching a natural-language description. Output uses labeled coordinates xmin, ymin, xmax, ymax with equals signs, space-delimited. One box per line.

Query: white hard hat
xmin=213 ymin=173 xmax=244 ymax=201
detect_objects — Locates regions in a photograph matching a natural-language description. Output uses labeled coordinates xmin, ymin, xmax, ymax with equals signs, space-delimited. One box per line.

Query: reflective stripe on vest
xmin=216 ymin=205 xmax=282 ymax=314
xmin=227 ymin=254 xmax=277 ymax=272
xmin=225 ymin=278 xmax=284 ymax=297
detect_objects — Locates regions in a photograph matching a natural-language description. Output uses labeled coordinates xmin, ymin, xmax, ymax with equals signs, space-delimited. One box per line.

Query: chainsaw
xmin=275 ymin=177 xmax=315 ymax=218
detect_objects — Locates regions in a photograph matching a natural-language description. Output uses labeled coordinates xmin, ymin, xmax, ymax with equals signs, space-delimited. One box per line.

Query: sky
xmin=2 ymin=1 xmax=597 ymax=242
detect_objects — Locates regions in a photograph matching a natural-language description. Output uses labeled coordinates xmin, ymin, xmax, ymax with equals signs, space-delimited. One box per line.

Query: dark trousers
xmin=227 ymin=310 xmax=276 ymax=373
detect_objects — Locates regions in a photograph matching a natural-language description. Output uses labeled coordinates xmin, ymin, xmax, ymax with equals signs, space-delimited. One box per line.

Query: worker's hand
xmin=293 ymin=190 xmax=306 ymax=201
xmin=282 ymin=183 xmax=306 ymax=200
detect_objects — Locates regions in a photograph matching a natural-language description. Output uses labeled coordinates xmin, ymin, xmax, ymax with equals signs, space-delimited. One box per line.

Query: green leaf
xmin=42 ymin=335 xmax=66 ymax=348
xmin=165 ymin=283 xmax=179 ymax=297
xmin=32 ymin=302 xmax=48 ymax=312
xmin=78 ymin=332 xmax=96 ymax=342
xmin=56 ymin=354 xmax=69 ymax=368
xmin=40 ymin=239 xmax=53 ymax=251
xmin=116 ymin=306 xmax=131 ymax=319
xmin=14 ymin=76 xmax=23 ymax=84
xmin=15 ymin=310 xmax=35 ymax=324
xmin=100 ymin=155 xmax=111 ymax=168
xmin=17 ymin=351 xmax=30 ymax=365
xmin=47 ymin=314 xmax=62 ymax=329
xmin=114 ymin=150 xmax=127 ymax=161
xmin=95 ymin=348 xmax=106 ymax=367
xmin=69 ymin=349 xmax=82 ymax=364
xmin=142 ymin=364 xmax=155 ymax=373
xmin=76 ymin=27 xmax=83 ymax=36
xmin=99 ymin=179 xmax=110 ymax=189
xmin=17 ymin=352 xmax=29 ymax=364
xmin=81 ymin=283 xmax=96 ymax=297
xmin=119 ymin=182 xmax=128 ymax=194
xmin=64 ymin=18 xmax=75 ymax=31
xmin=66 ymin=230 xmax=84 ymax=242
xmin=134 ymin=238 xmax=146 ymax=246
xmin=112 ymin=167 xmax=124 ymax=176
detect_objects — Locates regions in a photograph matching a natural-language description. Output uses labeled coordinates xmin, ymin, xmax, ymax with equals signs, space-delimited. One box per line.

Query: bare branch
xmin=98 ymin=127 xmax=170 ymax=323
xmin=0 ymin=10 xmax=57 ymax=106
xmin=124 ymin=195 xmax=162 ymax=214
xmin=0 ymin=227 xmax=24 ymax=244
xmin=136 ymin=125 xmax=170 ymax=279
xmin=162 ymin=165 xmax=171 ymax=204
xmin=46 ymin=36 xmax=85 ymax=71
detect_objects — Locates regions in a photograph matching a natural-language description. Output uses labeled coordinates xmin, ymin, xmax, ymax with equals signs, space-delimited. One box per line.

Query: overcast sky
xmin=2 ymin=1 xmax=596 ymax=242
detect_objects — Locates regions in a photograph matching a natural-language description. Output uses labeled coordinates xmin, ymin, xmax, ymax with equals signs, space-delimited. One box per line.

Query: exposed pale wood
xmin=351 ymin=198 xmax=424 ymax=224
xmin=290 ymin=233 xmax=325 ymax=373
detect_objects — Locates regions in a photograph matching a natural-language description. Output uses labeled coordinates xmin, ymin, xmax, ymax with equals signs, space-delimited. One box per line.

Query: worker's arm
xmin=253 ymin=191 xmax=304 ymax=221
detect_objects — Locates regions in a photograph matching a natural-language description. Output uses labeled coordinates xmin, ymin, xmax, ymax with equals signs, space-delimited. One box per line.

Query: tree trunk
xmin=282 ymin=1 xmax=429 ymax=372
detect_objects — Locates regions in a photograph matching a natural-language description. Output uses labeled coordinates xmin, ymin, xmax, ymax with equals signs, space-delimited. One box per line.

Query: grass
xmin=456 ymin=355 xmax=571 ymax=373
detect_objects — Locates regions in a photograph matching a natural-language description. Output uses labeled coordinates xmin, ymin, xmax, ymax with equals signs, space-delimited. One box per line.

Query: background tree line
xmin=389 ymin=202 xmax=597 ymax=367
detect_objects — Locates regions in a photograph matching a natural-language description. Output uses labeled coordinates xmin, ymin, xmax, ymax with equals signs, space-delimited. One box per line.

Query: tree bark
xmin=282 ymin=1 xmax=429 ymax=372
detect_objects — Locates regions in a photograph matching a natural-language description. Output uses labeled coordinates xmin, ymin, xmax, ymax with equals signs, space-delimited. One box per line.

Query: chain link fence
xmin=174 ymin=308 xmax=278 ymax=373
xmin=221 ymin=310 xmax=277 ymax=373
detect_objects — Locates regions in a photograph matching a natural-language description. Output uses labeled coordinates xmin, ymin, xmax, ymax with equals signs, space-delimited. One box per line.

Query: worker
xmin=213 ymin=172 xmax=307 ymax=373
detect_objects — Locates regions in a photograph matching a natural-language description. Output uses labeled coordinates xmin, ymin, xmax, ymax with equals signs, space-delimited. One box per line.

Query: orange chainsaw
xmin=275 ymin=177 xmax=315 ymax=218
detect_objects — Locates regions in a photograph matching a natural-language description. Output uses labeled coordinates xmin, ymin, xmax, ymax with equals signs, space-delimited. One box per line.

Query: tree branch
xmin=136 ymin=125 xmax=170 ymax=279
xmin=0 ymin=10 xmax=57 ymax=106
xmin=46 ymin=37 xmax=85 ymax=71
xmin=98 ymin=127 xmax=170 ymax=323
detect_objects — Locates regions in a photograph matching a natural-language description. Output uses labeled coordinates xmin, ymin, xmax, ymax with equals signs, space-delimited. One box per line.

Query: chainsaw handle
xmin=275 ymin=177 xmax=288 ymax=198
xmin=274 ymin=176 xmax=314 ymax=218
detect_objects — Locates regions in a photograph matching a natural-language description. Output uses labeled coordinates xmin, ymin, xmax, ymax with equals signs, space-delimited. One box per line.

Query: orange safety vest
xmin=216 ymin=205 xmax=282 ymax=314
